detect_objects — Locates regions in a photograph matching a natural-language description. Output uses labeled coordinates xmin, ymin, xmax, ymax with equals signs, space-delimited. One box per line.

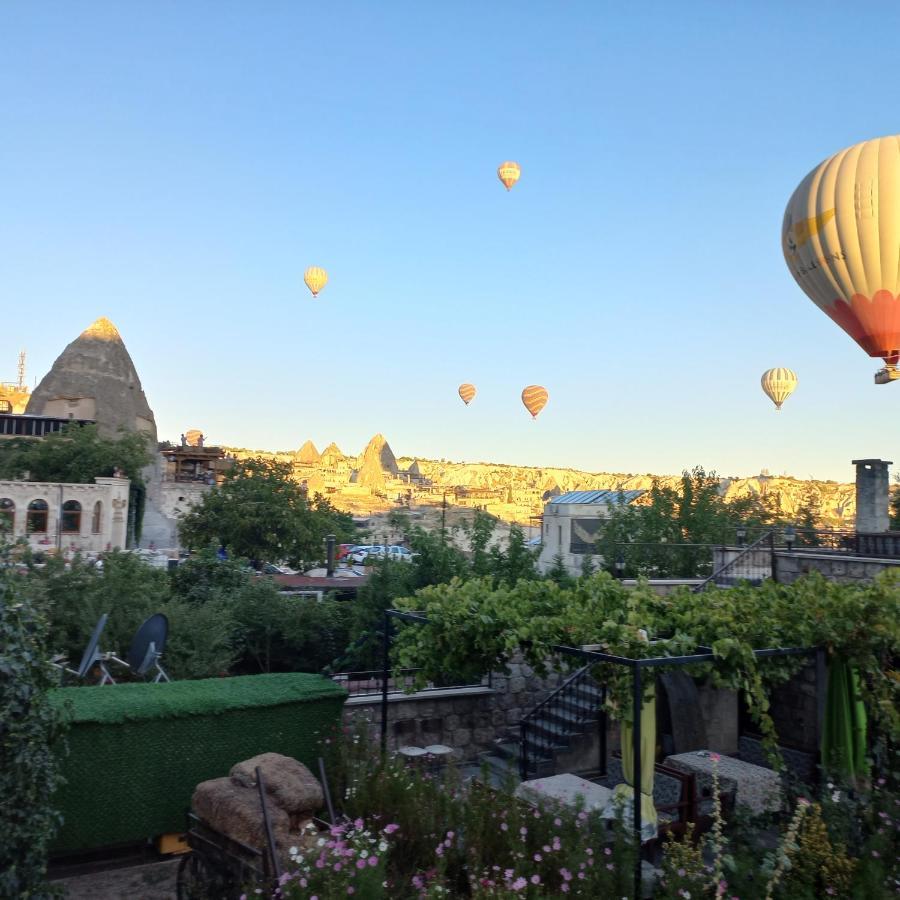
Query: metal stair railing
xmin=692 ymin=530 xmax=774 ymax=593
xmin=519 ymin=665 xmax=606 ymax=781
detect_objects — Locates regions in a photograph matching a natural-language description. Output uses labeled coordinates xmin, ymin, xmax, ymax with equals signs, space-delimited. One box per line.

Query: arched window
xmin=91 ymin=501 xmax=102 ymax=534
xmin=0 ymin=498 xmax=14 ymax=531
xmin=61 ymin=500 xmax=82 ymax=534
xmin=27 ymin=499 xmax=49 ymax=533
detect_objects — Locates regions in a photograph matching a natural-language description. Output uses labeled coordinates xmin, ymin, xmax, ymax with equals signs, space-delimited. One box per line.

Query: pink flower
xmin=606 ymin=863 xmax=614 ymax=871
xmin=530 ymin=874 xmax=541 ymax=884
xmin=356 ymin=859 xmax=366 ymax=870
xmin=534 ymin=853 xmax=542 ymax=861
xmin=446 ymin=830 xmax=455 ymax=840
xmin=384 ymin=823 xmax=399 ymax=834
xmin=501 ymin=822 xmax=508 ymax=831
xmin=354 ymin=818 xmax=364 ymax=830
xmin=554 ymin=817 xmax=562 ymax=826
xmin=678 ymin=868 xmax=686 ymax=877
xmin=561 ymin=884 xmax=569 ymax=893
xmin=872 ymin=850 xmax=880 ymax=858
xmin=511 ymin=876 xmax=528 ymax=891
xmin=368 ymin=856 xmax=378 ymax=867
xmin=347 ymin=888 xmax=355 ymax=896
xmin=604 ymin=847 xmax=612 ymax=856
xmin=520 ymin=826 xmax=528 ymax=836
xmin=709 ymin=752 xmax=721 ymax=762
xmin=560 ymin=868 xmax=573 ymax=882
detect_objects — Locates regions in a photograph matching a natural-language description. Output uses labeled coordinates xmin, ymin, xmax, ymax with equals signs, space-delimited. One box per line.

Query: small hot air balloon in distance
xmin=497 ymin=161 xmax=521 ymax=191
xmin=521 ymin=385 xmax=548 ymax=419
xmin=760 ymin=368 xmax=798 ymax=411
xmin=783 ymin=135 xmax=900 ymax=383
xmin=304 ymin=266 xmax=328 ymax=297
xmin=458 ymin=383 xmax=476 ymax=406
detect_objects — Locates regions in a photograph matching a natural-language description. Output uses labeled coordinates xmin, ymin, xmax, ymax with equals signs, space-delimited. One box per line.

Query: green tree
xmin=0 ymin=549 xmax=66 ymax=899
xmin=461 ymin=509 xmax=496 ymax=576
xmin=488 ymin=523 xmax=539 ymax=586
xmin=0 ymin=423 xmax=150 ymax=484
xmin=177 ymin=457 xmax=356 ymax=569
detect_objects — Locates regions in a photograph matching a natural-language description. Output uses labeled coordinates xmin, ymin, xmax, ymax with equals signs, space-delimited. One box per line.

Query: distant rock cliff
xmin=226 ymin=434 xmax=859 ymax=528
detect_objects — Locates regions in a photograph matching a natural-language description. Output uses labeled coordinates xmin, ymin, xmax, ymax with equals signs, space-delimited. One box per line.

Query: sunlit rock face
xmin=26 ymin=317 xmax=157 ymax=444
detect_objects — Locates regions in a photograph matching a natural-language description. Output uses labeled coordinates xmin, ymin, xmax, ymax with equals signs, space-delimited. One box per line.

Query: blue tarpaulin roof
xmin=549 ymin=489 xmax=644 ymax=505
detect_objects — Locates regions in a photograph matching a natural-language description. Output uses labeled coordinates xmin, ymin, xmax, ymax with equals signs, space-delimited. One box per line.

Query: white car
xmin=350 ymin=544 xmax=414 ymax=564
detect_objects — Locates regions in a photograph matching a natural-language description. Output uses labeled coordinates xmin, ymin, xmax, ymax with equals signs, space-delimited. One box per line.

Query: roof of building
xmin=549 ymin=489 xmax=645 ymax=505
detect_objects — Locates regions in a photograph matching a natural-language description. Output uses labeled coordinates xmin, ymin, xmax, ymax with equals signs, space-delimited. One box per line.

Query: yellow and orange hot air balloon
xmin=497 ymin=161 xmax=521 ymax=191
xmin=760 ymin=368 xmax=797 ymax=411
xmin=458 ymin=383 xmax=476 ymax=406
xmin=783 ymin=135 xmax=900 ymax=382
xmin=304 ymin=266 xmax=328 ymax=298
xmin=521 ymin=385 xmax=548 ymax=419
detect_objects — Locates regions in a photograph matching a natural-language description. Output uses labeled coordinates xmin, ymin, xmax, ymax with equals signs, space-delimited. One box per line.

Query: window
xmin=61 ymin=500 xmax=82 ymax=534
xmin=91 ymin=501 xmax=102 ymax=534
xmin=0 ymin=399 xmax=11 ymax=413
xmin=0 ymin=498 xmax=13 ymax=531
xmin=27 ymin=499 xmax=49 ymax=533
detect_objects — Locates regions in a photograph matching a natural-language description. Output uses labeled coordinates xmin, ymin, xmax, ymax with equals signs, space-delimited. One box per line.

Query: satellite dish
xmin=127 ymin=613 xmax=171 ymax=682
xmin=75 ymin=614 xmax=117 ymax=684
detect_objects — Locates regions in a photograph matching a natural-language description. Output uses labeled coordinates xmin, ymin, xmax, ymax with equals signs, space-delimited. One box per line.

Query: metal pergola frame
xmin=380 ymin=609 xmax=824 ymax=898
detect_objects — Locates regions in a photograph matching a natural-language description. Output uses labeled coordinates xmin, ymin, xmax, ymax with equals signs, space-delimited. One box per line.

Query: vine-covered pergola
xmin=380 ymin=608 xmax=823 ymax=898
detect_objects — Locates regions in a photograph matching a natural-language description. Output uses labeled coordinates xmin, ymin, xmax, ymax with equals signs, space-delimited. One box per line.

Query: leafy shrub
xmin=0 ymin=559 xmax=66 ymax=898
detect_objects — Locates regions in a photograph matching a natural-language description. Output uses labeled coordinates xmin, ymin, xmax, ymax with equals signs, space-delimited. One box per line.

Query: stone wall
xmin=774 ymin=551 xmax=900 ymax=584
xmin=343 ymin=660 xmax=563 ymax=760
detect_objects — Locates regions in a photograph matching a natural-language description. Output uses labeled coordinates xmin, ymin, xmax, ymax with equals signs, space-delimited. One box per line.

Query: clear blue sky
xmin=2 ymin=1 xmax=898 ymax=482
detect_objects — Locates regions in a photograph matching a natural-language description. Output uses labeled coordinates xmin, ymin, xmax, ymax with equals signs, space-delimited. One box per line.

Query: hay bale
xmin=191 ymin=777 xmax=289 ymax=851
xmin=229 ymin=753 xmax=324 ymax=818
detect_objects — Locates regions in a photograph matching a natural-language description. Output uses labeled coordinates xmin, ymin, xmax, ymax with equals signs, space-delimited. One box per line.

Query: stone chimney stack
xmin=852 ymin=459 xmax=893 ymax=533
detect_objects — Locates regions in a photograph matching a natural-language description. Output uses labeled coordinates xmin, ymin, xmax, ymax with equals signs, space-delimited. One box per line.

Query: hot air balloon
xmin=521 ymin=385 xmax=548 ymax=419
xmin=783 ymin=135 xmax=900 ymax=383
xmin=760 ymin=368 xmax=797 ymax=411
xmin=458 ymin=383 xmax=476 ymax=406
xmin=304 ymin=266 xmax=328 ymax=297
xmin=497 ymin=161 xmax=521 ymax=191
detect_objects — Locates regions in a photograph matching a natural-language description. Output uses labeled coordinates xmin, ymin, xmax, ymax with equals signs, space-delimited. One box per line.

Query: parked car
xmin=350 ymin=545 xmax=383 ymax=564
xmin=351 ymin=544 xmax=415 ymax=564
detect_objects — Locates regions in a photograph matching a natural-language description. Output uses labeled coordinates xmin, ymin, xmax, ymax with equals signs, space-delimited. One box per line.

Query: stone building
xmin=537 ymin=489 xmax=645 ymax=576
xmin=0 ymin=476 xmax=131 ymax=552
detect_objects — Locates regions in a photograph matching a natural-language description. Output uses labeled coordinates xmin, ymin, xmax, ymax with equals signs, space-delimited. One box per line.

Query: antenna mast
xmin=16 ymin=350 xmax=25 ymax=389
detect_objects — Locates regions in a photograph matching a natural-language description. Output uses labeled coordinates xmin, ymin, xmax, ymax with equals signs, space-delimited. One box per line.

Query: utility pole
xmin=440 ymin=491 xmax=447 ymax=545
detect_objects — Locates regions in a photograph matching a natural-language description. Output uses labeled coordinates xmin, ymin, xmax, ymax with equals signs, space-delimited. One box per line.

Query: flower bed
xmin=259 ymin=732 xmax=900 ymax=898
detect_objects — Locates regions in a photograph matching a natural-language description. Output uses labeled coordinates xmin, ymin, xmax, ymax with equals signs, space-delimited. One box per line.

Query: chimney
xmin=852 ymin=459 xmax=893 ymax=533
xmin=325 ymin=534 xmax=336 ymax=578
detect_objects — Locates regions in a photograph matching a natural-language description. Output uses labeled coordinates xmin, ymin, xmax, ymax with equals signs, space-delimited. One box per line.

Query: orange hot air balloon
xmin=521 ymin=385 xmax=548 ymax=419
xmin=304 ymin=266 xmax=328 ymax=297
xmin=497 ymin=161 xmax=521 ymax=191
xmin=458 ymin=383 xmax=476 ymax=406
xmin=783 ymin=135 xmax=900 ymax=379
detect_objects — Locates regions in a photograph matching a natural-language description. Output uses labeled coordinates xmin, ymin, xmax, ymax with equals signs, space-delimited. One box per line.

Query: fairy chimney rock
xmin=296 ymin=440 xmax=321 ymax=465
xmin=26 ymin=317 xmax=157 ymax=443
xmin=361 ymin=433 xmax=399 ymax=476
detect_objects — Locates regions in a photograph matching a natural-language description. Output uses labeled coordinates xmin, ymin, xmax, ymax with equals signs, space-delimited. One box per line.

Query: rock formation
xmin=296 ymin=440 xmax=321 ymax=465
xmin=26 ymin=317 xmax=157 ymax=443
xmin=360 ymin=433 xmax=399 ymax=476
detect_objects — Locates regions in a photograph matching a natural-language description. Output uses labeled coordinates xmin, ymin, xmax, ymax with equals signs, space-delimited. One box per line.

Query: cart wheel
xmin=176 ymin=852 xmax=214 ymax=900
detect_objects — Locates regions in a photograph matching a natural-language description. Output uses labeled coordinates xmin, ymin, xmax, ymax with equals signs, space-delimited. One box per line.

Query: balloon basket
xmin=874 ymin=365 xmax=900 ymax=385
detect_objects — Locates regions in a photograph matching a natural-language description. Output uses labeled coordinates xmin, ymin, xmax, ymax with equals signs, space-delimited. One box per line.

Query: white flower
xmin=378 ymin=841 xmax=388 ymax=852
xmin=317 ymin=838 xmax=326 ymax=847
xmin=360 ymin=849 xmax=369 ymax=859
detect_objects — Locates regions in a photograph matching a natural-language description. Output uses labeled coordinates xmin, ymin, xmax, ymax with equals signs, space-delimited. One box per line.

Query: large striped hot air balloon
xmin=497 ymin=161 xmax=521 ymax=191
xmin=760 ymin=368 xmax=797 ymax=411
xmin=458 ymin=383 xmax=476 ymax=406
xmin=304 ymin=266 xmax=328 ymax=297
xmin=783 ymin=136 xmax=900 ymax=382
xmin=521 ymin=385 xmax=548 ymax=419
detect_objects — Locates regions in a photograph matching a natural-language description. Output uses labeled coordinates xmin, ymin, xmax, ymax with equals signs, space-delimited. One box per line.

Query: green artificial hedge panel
xmin=50 ymin=673 xmax=347 ymax=853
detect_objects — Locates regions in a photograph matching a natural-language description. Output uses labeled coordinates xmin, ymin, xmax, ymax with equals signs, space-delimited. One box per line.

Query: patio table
xmin=664 ymin=751 xmax=781 ymax=816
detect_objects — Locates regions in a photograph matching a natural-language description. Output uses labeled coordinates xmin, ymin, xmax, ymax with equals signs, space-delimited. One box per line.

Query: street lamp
xmin=736 ymin=524 xmax=747 ymax=547
xmin=784 ymin=524 xmax=796 ymax=551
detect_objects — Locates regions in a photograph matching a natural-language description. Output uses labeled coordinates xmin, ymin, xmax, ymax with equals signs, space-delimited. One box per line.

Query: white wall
xmin=0 ymin=476 xmax=130 ymax=552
